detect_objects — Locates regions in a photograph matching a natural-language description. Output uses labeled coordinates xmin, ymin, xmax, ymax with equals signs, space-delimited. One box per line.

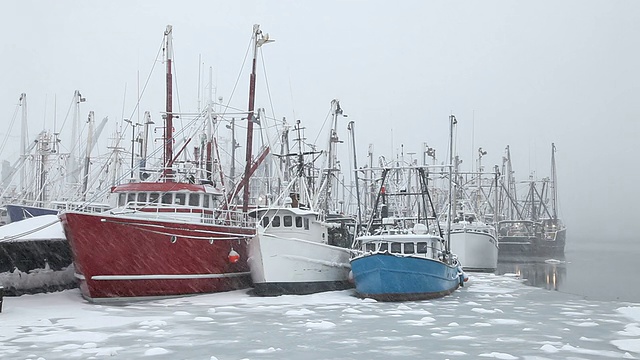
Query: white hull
xmin=248 ymin=231 xmax=352 ymax=295
xmin=449 ymin=230 xmax=498 ymax=272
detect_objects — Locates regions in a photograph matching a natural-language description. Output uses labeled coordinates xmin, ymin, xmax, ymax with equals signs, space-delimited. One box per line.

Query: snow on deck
xmin=0 ymin=215 xmax=65 ymax=242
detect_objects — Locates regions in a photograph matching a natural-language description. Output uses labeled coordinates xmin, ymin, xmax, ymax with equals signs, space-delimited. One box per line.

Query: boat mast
xmin=81 ymin=111 xmax=94 ymax=201
xmin=446 ymin=114 xmax=457 ymax=252
xmin=348 ymin=120 xmax=362 ymax=227
xmin=163 ymin=25 xmax=174 ymax=182
xmin=550 ymin=143 xmax=558 ymax=220
xmin=494 ymin=164 xmax=500 ymax=223
xmin=140 ymin=111 xmax=152 ymax=179
xmin=317 ymin=99 xmax=343 ymax=213
xmin=19 ymin=93 xmax=27 ymax=197
xmin=205 ymin=67 xmax=214 ymax=183
xmin=69 ymin=90 xmax=85 ymax=189
xmin=242 ymin=24 xmax=272 ymax=211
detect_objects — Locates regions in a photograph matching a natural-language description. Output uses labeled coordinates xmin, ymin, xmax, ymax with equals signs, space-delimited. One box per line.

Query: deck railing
xmin=119 ymin=202 xmax=254 ymax=228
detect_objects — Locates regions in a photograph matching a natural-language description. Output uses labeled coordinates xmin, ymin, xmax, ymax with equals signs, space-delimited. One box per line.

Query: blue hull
xmin=5 ymin=204 xmax=57 ymax=223
xmin=350 ymin=253 xmax=461 ymax=301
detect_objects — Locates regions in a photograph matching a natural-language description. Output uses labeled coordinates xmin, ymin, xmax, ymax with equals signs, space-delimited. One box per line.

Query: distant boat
xmin=444 ymin=153 xmax=499 ymax=272
xmin=448 ymin=212 xmax=499 ymax=272
xmin=349 ymin=160 xmax=465 ymax=301
xmin=497 ymin=144 xmax=566 ymax=256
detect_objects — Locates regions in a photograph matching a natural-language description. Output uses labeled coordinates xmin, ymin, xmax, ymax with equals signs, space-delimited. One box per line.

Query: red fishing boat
xmin=60 ymin=25 xmax=271 ymax=301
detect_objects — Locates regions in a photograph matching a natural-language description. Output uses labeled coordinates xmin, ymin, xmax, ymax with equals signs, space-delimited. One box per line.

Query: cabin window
xmin=175 ymin=193 xmax=186 ymax=205
xmin=283 ymin=215 xmax=292 ymax=227
xmin=378 ymin=243 xmax=388 ymax=252
xmin=272 ymin=216 xmax=281 ymax=227
xmin=211 ymin=196 xmax=220 ymax=209
xmin=161 ymin=193 xmax=173 ymax=204
xmin=295 ymin=216 xmax=303 ymax=228
xmin=390 ymin=242 xmax=402 ymax=253
xmin=404 ymin=243 xmax=415 ymax=254
xmin=127 ymin=192 xmax=136 ymax=204
xmin=189 ymin=194 xmax=200 ymax=206
xmin=203 ymin=194 xmax=210 ymax=208
xmin=416 ymin=242 xmax=429 ymax=254
xmin=137 ymin=192 xmax=147 ymax=203
xmin=262 ymin=216 xmax=270 ymax=227
xmin=118 ymin=193 xmax=126 ymax=206
xmin=365 ymin=243 xmax=376 ymax=252
xmin=149 ymin=192 xmax=160 ymax=204
xmin=304 ymin=218 xmax=310 ymax=230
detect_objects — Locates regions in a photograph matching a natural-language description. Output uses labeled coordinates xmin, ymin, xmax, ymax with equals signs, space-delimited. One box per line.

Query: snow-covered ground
xmin=1 ymin=273 xmax=639 ymax=359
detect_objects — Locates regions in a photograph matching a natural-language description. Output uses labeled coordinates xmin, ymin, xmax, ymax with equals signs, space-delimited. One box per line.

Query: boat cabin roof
xmin=111 ymin=182 xmax=222 ymax=195
xmin=356 ymin=233 xmax=441 ymax=244
xmin=498 ymin=220 xmax=535 ymax=225
xmin=248 ymin=206 xmax=318 ymax=218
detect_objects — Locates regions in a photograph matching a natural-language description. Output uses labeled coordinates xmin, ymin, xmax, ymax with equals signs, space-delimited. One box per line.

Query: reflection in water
xmin=496 ymin=255 xmax=567 ymax=291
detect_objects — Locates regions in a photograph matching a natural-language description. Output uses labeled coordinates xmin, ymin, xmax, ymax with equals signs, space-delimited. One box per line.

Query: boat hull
xmin=60 ymin=211 xmax=254 ymax=301
xmin=350 ymin=253 xmax=461 ymax=301
xmin=499 ymin=228 xmax=566 ymax=256
xmin=248 ymin=232 xmax=352 ymax=296
xmin=449 ymin=230 xmax=498 ymax=272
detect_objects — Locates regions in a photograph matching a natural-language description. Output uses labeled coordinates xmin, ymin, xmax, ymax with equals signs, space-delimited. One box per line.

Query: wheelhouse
xmin=356 ymin=233 xmax=444 ymax=260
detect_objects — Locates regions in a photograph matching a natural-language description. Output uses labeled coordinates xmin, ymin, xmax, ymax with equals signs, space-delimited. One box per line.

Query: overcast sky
xmin=2 ymin=1 xmax=639 ymax=239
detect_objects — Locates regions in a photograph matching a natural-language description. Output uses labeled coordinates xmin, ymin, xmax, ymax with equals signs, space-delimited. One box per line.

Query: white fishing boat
xmin=248 ymin=104 xmax=354 ymax=296
xmin=248 ymin=198 xmax=352 ymax=296
xmin=448 ymin=208 xmax=499 ymax=272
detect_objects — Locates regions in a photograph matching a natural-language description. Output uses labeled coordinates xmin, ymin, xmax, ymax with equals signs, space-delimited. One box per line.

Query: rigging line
xmin=114 ymin=37 xmax=164 ymax=162
xmin=126 ymin=36 xmax=164 ymax=122
xmin=0 ymin=219 xmax=61 ymax=243
xmin=259 ymin=49 xmax=278 ymax=133
xmin=56 ymin=94 xmax=77 ymax=145
xmin=121 ymin=83 xmax=127 ymax=123
xmin=100 ymin=218 xmax=253 ymax=239
xmin=222 ymin=34 xmax=253 ymax=118
xmin=171 ymin=37 xmax=186 ymax=143
xmin=258 ymin=49 xmax=282 ymax=150
xmin=0 ymin=103 xmax=20 ymax=156
xmin=312 ymin=109 xmax=333 ymax=146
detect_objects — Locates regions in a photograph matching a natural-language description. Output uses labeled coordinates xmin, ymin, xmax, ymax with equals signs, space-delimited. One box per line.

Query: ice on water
xmin=1 ymin=274 xmax=639 ymax=359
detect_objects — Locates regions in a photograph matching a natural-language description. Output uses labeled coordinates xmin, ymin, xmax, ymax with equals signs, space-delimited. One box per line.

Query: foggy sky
xmin=2 ymin=0 xmax=639 ymax=239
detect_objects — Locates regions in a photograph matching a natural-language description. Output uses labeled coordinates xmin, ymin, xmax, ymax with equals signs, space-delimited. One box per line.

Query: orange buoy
xmin=228 ymin=248 xmax=240 ymax=263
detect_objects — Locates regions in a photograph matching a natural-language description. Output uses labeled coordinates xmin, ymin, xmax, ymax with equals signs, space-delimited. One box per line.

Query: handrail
xmin=117 ymin=201 xmax=254 ymax=227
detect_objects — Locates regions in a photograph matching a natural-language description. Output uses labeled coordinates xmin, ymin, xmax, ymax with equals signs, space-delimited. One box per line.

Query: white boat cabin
xmin=355 ymin=223 xmax=445 ymax=260
xmin=253 ymin=206 xmax=330 ymax=244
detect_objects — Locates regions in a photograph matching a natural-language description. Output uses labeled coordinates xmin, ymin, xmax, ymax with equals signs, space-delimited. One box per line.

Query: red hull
xmin=60 ymin=211 xmax=254 ymax=301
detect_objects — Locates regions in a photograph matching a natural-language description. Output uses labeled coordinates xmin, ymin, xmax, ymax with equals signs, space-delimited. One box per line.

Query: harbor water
xmin=1 ymin=235 xmax=640 ymax=359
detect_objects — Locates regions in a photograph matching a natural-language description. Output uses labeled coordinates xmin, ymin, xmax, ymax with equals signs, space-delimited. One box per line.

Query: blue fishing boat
xmin=349 ymin=163 xmax=466 ymax=301
xmin=349 ymin=116 xmax=466 ymax=301
xmin=351 ymin=226 xmax=464 ymax=301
